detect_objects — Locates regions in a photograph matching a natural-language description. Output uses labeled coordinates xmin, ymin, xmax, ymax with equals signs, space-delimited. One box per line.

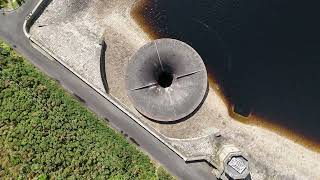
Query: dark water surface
xmin=132 ymin=0 xmax=320 ymax=147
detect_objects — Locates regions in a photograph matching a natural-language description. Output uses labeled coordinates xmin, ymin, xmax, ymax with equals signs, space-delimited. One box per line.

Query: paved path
xmin=0 ymin=1 xmax=216 ymax=179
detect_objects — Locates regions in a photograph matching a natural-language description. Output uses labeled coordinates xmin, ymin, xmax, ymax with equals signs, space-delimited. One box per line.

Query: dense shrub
xmin=0 ymin=39 xmax=173 ymax=179
xmin=0 ymin=0 xmax=24 ymax=9
xmin=0 ymin=0 xmax=8 ymax=9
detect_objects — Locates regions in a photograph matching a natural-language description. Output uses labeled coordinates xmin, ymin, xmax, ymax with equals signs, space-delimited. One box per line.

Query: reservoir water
xmin=132 ymin=0 xmax=320 ymax=150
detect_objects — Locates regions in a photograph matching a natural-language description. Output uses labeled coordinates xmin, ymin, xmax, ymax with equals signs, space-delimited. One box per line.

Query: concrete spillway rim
xmin=125 ymin=38 xmax=208 ymax=122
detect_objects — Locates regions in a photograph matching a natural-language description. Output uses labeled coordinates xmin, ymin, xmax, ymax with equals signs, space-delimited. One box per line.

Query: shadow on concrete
xmin=25 ymin=0 xmax=53 ymax=33
xmin=72 ymin=93 xmax=86 ymax=104
xmin=186 ymin=159 xmax=215 ymax=169
xmin=99 ymin=40 xmax=109 ymax=93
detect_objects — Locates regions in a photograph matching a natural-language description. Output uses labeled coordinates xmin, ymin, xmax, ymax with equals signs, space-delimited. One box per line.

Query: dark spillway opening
xmin=157 ymin=70 xmax=173 ymax=88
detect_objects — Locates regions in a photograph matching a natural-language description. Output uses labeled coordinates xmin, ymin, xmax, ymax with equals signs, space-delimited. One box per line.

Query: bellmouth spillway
xmin=126 ymin=39 xmax=208 ymax=122
xmin=132 ymin=0 xmax=320 ymax=149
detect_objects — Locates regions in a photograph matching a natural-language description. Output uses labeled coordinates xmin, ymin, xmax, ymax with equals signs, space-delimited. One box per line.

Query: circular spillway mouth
xmin=125 ymin=38 xmax=208 ymax=122
xmin=157 ymin=70 xmax=173 ymax=88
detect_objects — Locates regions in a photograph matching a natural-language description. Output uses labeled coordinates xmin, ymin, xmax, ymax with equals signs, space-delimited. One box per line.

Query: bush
xmin=0 ymin=0 xmax=9 ymax=9
xmin=157 ymin=167 xmax=174 ymax=180
xmin=0 ymin=39 xmax=173 ymax=179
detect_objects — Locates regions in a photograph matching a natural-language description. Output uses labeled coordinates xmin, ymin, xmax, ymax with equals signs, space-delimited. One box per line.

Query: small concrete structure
xmin=213 ymin=144 xmax=250 ymax=180
xmin=125 ymin=39 xmax=208 ymax=122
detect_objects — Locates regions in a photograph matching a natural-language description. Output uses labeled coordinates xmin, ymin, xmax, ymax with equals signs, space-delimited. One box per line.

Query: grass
xmin=0 ymin=0 xmax=8 ymax=9
xmin=0 ymin=39 xmax=174 ymax=179
xmin=0 ymin=0 xmax=23 ymax=10
xmin=10 ymin=0 xmax=19 ymax=9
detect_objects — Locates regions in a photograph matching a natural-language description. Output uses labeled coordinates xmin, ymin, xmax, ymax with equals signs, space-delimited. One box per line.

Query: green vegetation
xmin=0 ymin=39 xmax=174 ymax=179
xmin=0 ymin=0 xmax=7 ymax=9
xmin=0 ymin=0 xmax=24 ymax=10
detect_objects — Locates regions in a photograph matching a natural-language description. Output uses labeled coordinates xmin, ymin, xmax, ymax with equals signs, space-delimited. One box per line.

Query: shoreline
xmin=208 ymin=75 xmax=320 ymax=153
xmin=131 ymin=1 xmax=320 ymax=153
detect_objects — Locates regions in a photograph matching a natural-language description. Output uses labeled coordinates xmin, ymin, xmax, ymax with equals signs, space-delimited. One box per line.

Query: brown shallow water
xmin=131 ymin=0 xmax=320 ymax=152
